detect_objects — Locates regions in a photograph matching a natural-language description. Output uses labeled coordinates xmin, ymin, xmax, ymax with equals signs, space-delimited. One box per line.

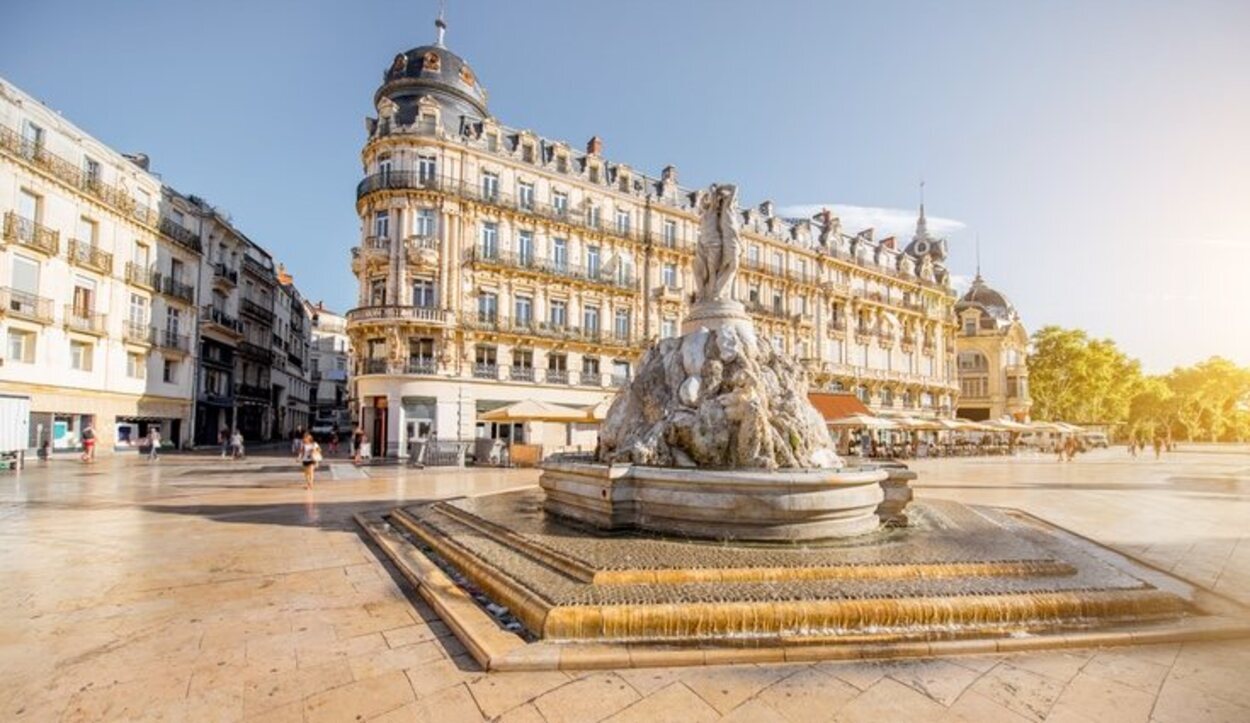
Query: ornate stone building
xmin=0 ymin=78 xmax=200 ymax=452
xmin=954 ymin=273 xmax=1031 ymax=421
xmin=347 ymin=21 xmax=960 ymax=457
xmin=305 ymin=301 xmax=352 ymax=436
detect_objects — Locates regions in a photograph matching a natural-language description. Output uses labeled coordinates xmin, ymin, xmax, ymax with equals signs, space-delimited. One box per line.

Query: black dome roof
xmin=376 ymin=41 xmax=489 ymax=119
xmin=956 ymin=275 xmax=1016 ymax=321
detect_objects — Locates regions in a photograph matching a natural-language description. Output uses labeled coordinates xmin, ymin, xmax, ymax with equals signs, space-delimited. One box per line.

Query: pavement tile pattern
xmin=0 ymin=446 xmax=1247 ymax=721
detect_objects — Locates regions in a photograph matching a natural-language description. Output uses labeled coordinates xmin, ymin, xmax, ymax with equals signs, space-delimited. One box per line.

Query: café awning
xmin=478 ymin=400 xmax=589 ymax=423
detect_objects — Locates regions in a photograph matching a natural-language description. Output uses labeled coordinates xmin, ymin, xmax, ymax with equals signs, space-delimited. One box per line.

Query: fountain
xmin=357 ymin=184 xmax=1250 ymax=671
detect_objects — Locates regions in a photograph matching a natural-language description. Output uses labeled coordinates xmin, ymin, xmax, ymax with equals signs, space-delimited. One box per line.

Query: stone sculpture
xmin=598 ymin=183 xmax=842 ymax=471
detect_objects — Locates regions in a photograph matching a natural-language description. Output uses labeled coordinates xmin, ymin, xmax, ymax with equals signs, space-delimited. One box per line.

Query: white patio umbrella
xmin=827 ymin=413 xmax=899 ymax=429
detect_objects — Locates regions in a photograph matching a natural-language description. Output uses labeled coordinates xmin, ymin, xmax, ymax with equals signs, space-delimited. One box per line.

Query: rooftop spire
xmin=975 ymin=233 xmax=983 ymax=282
xmin=914 ymin=179 xmax=929 ymax=241
xmin=434 ymin=0 xmax=447 ymax=47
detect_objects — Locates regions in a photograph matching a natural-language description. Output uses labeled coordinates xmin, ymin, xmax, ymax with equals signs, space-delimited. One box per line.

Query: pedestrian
xmin=1065 ymin=435 xmax=1078 ymax=462
xmin=1152 ymin=436 xmax=1163 ymax=460
xmin=1056 ymin=436 xmax=1066 ymax=462
xmin=147 ymin=427 xmax=161 ymax=461
xmin=299 ymin=432 xmax=322 ymax=490
xmin=1128 ymin=438 xmax=1137 ymax=457
xmin=80 ymin=424 xmax=96 ymax=463
xmin=291 ymin=426 xmax=303 ymax=456
xmin=219 ymin=427 xmax=230 ymax=458
xmin=352 ymin=425 xmax=365 ymax=465
xmin=231 ymin=429 xmax=245 ymax=460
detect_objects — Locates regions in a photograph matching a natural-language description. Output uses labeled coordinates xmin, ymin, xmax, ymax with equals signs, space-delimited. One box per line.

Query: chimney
xmin=124 ymin=152 xmax=150 ymax=171
xmin=586 ymin=135 xmax=603 ymax=156
xmin=759 ymin=200 xmax=774 ymax=217
xmin=661 ymin=165 xmax=677 ymax=183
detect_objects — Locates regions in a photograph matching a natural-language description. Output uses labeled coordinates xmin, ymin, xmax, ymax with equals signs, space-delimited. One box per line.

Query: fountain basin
xmin=540 ymin=460 xmax=888 ymax=541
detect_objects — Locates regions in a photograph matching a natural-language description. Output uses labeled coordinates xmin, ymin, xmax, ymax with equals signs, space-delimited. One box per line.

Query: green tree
xmin=1027 ymin=326 xmax=1143 ymax=424
xmin=1165 ymin=357 xmax=1250 ymax=441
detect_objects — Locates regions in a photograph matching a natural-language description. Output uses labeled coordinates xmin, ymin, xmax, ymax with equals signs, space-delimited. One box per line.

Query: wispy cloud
xmin=948 ymin=273 xmax=974 ymax=295
xmin=777 ymin=203 xmax=966 ymax=240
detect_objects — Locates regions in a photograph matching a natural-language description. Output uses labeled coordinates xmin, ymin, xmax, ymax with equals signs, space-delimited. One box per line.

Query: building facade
xmin=306 ymin=301 xmax=352 ymax=436
xmin=346 ymin=25 xmax=961 ymax=457
xmin=272 ymin=268 xmax=313 ymax=439
xmin=954 ymin=274 xmax=1031 ymax=421
xmin=0 ymin=79 xmax=201 ymax=453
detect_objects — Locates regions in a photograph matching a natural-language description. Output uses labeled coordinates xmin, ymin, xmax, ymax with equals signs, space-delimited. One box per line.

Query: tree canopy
xmin=1026 ymin=325 xmax=1250 ymax=441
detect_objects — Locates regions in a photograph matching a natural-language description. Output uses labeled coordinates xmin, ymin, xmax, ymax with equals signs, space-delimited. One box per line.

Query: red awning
xmin=807 ymin=392 xmax=870 ymax=422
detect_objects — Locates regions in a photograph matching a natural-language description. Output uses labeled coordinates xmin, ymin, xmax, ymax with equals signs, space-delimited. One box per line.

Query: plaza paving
xmin=0 ymin=446 xmax=1247 ymax=722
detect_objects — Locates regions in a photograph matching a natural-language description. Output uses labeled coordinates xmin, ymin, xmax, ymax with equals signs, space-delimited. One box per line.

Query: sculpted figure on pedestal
xmin=692 ymin=184 xmax=742 ymax=303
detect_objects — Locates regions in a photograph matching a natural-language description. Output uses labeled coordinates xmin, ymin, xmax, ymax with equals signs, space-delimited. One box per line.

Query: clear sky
xmin=5 ymin=0 xmax=1248 ymax=373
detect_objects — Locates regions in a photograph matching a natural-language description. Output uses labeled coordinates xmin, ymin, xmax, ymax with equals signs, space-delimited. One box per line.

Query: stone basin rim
xmin=541 ymin=460 xmax=890 ymax=485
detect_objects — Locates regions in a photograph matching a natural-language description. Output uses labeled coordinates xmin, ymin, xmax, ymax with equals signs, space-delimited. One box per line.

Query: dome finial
xmin=434 ymin=0 xmax=447 ymax=47
xmin=975 ymin=232 xmax=982 ymax=281
xmin=914 ymin=178 xmax=929 ymax=241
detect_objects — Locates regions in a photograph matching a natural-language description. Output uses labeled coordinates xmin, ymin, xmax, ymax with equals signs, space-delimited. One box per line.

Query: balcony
xmin=236 ymin=383 xmax=270 ymax=401
xmin=460 ymin=313 xmax=634 ymax=348
xmin=155 ymin=329 xmax=191 ymax=354
xmin=67 ymin=239 xmax=114 ymax=274
xmin=510 ymin=366 xmax=535 ymax=382
xmin=362 ymin=359 xmax=390 ymax=375
xmin=241 ymin=254 xmax=272 ymax=280
xmin=125 ymin=262 xmax=156 ymax=289
xmin=345 ymin=305 xmax=450 ymax=325
xmin=159 ymin=217 xmax=202 ymax=253
xmin=745 ymin=301 xmax=792 ymax=321
xmin=212 ymin=263 xmax=238 ymax=286
xmin=406 ymin=359 xmax=437 ymax=375
xmin=546 ymin=369 xmax=569 ymax=385
xmin=473 ymin=364 xmax=499 ymax=380
xmin=0 ymin=125 xmax=158 ymax=228
xmin=122 ymin=321 xmax=154 ymax=345
xmin=240 ymin=297 xmax=274 ymax=324
xmin=155 ymin=273 xmax=195 ymax=304
xmin=2 ymin=213 xmax=59 ymax=255
xmin=200 ymin=305 xmax=244 ymax=336
xmin=239 ymin=341 xmax=275 ymax=364
xmin=0 ymin=287 xmax=54 ymax=323
xmin=578 ymin=372 xmax=603 ymax=387
xmin=652 ymin=283 xmax=684 ymax=302
xmin=829 ymin=318 xmax=848 ymax=335
xmin=63 ymin=306 xmax=107 ymax=336
xmin=355 ymin=172 xmax=646 ymax=243
xmin=467 ymin=247 xmax=636 ymax=292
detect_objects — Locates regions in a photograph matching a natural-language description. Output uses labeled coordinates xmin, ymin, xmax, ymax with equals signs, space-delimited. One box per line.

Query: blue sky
xmin=5 ymin=0 xmax=1248 ymax=372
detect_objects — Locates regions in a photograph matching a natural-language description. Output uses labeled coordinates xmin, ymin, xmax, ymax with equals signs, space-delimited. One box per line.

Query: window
xmin=11 ymin=255 xmax=39 ymax=297
xmin=137 ymin=189 xmax=152 ymax=214
xmin=661 ymin=318 xmax=677 ymax=339
xmin=521 ymin=144 xmax=535 ymax=163
xmin=612 ymin=360 xmax=630 ymax=384
xmin=417 ymin=155 xmax=436 ymax=182
xmin=479 ymin=222 xmax=498 ymax=258
xmin=582 ymin=356 xmax=600 ymax=378
xmin=963 ymin=316 xmax=976 ymax=335
xmin=618 ymin=174 xmax=630 ymax=192
xmin=378 ymin=154 xmax=393 ymax=177
xmin=518 ymin=182 xmax=534 ymax=210
xmin=476 ymin=292 xmax=498 ymax=321
xmin=588 ymin=165 xmax=600 ymax=183
xmin=409 ymin=338 xmax=435 ymax=371
xmin=798 ymin=295 xmax=808 ymax=315
xmin=18 ymin=189 xmax=39 ymax=222
xmin=72 ymin=278 xmax=96 ymax=316
xmin=586 ymin=245 xmax=601 ymax=277
xmin=369 ymin=278 xmax=386 ymax=306
xmin=474 ymin=345 xmax=497 ymax=375
xmin=133 ymin=242 xmax=150 ymax=271
xmin=583 ymin=305 xmax=600 ymax=332
xmin=76 ymin=217 xmax=97 ymax=246
xmin=6 ymin=329 xmax=34 ymax=363
xmin=614 ymin=309 xmax=630 ymax=339
xmin=415 ymin=209 xmax=436 ymax=237
xmin=515 ymin=295 xmax=532 ymax=324
xmin=70 ymin=341 xmax=93 ymax=371
xmin=517 ymin=230 xmax=534 ymax=265
xmin=412 ymin=278 xmax=436 ymax=307
xmin=552 ymin=238 xmax=568 ymax=270
xmin=772 ymin=251 xmax=784 ymax=275
xmin=373 ymin=210 xmax=390 ymax=239
xmin=549 ymin=300 xmax=567 ymax=327
xmin=553 ymin=191 xmax=568 ymax=215
xmin=547 ymin=353 xmax=566 ymax=371
xmin=129 ymin=293 xmax=148 ymax=328
xmin=749 ymin=245 xmax=760 ymax=265
xmin=960 ymin=377 xmax=989 ymax=398
xmin=21 ymin=121 xmax=44 ymax=157
xmin=614 ymin=209 xmax=630 ymax=234
xmin=556 ymin=155 xmax=568 ymax=173
xmin=481 ymin=172 xmax=499 ymax=200
xmin=662 ymin=263 xmax=677 ymax=288
xmin=772 ymin=293 xmax=784 ymax=315
xmin=587 ymin=205 xmax=600 ymax=228
xmin=748 ymin=285 xmax=760 ymax=304
xmin=663 ymin=220 xmax=677 ymax=246
xmin=958 ymin=352 xmax=988 ymax=371
xmin=512 ymin=348 xmax=533 ymax=379
xmin=881 ymin=388 xmax=894 ymax=406
xmin=127 ymin=352 xmax=146 ymax=379
xmin=486 ymin=133 xmax=498 ymax=152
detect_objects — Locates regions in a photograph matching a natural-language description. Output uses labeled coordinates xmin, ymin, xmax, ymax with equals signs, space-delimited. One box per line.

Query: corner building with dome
xmin=953 ymin=274 xmax=1031 ymax=422
xmin=347 ymin=20 xmax=962 ymax=457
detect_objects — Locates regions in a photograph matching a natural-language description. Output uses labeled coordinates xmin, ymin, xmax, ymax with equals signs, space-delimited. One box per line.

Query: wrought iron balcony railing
xmin=0 ymin=287 xmax=54 ymax=323
xmin=200 ymin=305 xmax=243 ymax=334
xmin=159 ymin=217 xmax=202 ymax=252
xmin=459 ymin=312 xmax=634 ymax=348
xmin=63 ymin=305 xmax=107 ymax=335
xmin=2 ymin=212 xmax=59 ymax=255
xmin=154 ymin=273 xmax=195 ymax=304
xmin=155 ymin=329 xmax=190 ymax=353
xmin=467 ymin=247 xmax=636 ymax=291
xmin=125 ymin=262 xmax=156 ymax=288
xmin=345 ymin=305 xmax=450 ymax=324
xmin=122 ymin=320 xmax=154 ymax=345
xmin=240 ymin=297 xmax=274 ymax=323
xmin=67 ymin=239 xmax=114 ymax=274
xmin=212 ymin=263 xmax=238 ymax=285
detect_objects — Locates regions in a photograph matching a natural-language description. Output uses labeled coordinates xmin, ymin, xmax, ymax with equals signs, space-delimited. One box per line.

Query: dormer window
xmin=521 ymin=144 xmax=535 ymax=163
xmin=963 ymin=316 xmax=976 ymax=336
xmin=556 ymin=155 xmax=568 ymax=173
xmin=588 ymin=165 xmax=600 ymax=184
xmin=486 ymin=134 xmax=499 ymax=152
xmin=618 ymin=175 xmax=630 ymax=193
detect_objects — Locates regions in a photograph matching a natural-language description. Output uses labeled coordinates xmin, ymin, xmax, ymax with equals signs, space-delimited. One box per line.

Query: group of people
xmin=218 ymin=428 xmax=247 ymax=459
xmin=1127 ymin=436 xmax=1172 ymax=459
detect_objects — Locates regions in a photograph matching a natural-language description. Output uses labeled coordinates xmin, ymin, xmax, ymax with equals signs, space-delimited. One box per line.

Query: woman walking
xmin=299 ymin=432 xmax=322 ymax=489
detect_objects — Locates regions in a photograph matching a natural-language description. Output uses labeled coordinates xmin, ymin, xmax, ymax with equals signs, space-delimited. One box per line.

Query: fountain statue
xmin=597 ymin=183 xmax=840 ymax=471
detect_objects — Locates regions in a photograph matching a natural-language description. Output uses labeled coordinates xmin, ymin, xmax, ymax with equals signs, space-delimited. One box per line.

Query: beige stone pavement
xmin=0 ymin=445 xmax=1247 ymax=722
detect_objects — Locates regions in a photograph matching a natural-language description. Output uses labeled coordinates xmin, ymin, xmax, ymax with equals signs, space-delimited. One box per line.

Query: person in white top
xmin=299 ymin=432 xmax=322 ymax=489
xmin=147 ymin=427 xmax=161 ymax=461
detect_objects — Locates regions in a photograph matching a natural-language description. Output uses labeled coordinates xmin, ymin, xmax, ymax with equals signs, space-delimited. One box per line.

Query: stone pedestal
xmin=680 ymin=299 xmax=752 ymax=335
xmin=541 ymin=460 xmax=887 ymax=541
